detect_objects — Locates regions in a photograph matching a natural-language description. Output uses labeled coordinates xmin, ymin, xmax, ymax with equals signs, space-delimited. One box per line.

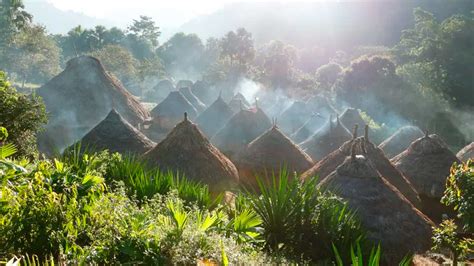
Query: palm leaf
xmin=0 ymin=143 xmax=17 ymax=159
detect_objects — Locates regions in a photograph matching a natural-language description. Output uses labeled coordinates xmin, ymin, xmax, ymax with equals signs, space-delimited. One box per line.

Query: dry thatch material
xmin=150 ymin=91 xmax=197 ymax=126
xmin=305 ymin=95 xmax=338 ymax=118
xmin=379 ymin=125 xmax=424 ymax=159
xmin=179 ymin=87 xmax=207 ymax=113
xmin=71 ymin=109 xmax=155 ymax=154
xmin=150 ymin=79 xmax=175 ymax=102
xmin=320 ymin=151 xmax=433 ymax=263
xmin=278 ymin=101 xmax=314 ymax=134
xmin=37 ymin=56 xmax=149 ymax=154
xmin=228 ymin=93 xmax=250 ymax=114
xmin=391 ymin=134 xmax=460 ymax=222
xmin=301 ymin=125 xmax=422 ymax=208
xmin=300 ymin=116 xmax=352 ymax=161
xmin=195 ymin=96 xmax=234 ymax=138
xmin=235 ymin=125 xmax=313 ymax=188
xmin=176 ymin=80 xmax=193 ymax=89
xmin=212 ymin=108 xmax=272 ymax=159
xmin=291 ymin=113 xmax=325 ymax=143
xmin=143 ymin=113 xmax=239 ymax=193
xmin=457 ymin=142 xmax=474 ymax=162
xmin=339 ymin=108 xmax=366 ymax=130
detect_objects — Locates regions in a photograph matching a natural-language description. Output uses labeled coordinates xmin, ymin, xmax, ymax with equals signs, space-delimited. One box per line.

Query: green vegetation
xmin=0 ymin=71 xmax=47 ymax=158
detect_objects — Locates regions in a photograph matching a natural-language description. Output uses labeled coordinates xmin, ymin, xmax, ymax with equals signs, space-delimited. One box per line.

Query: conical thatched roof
xmin=143 ymin=113 xmax=239 ymax=192
xmin=320 ymin=152 xmax=433 ymax=263
xmin=176 ymin=79 xmax=193 ymax=89
xmin=228 ymin=93 xmax=251 ymax=114
xmin=233 ymin=92 xmax=251 ymax=106
xmin=235 ymin=125 xmax=313 ymax=188
xmin=291 ymin=113 xmax=325 ymax=143
xmin=148 ymin=79 xmax=175 ymax=102
xmin=191 ymin=80 xmax=213 ymax=105
xmin=339 ymin=108 xmax=366 ymax=130
xmin=179 ymin=87 xmax=207 ymax=113
xmin=70 ymin=109 xmax=155 ymax=154
xmin=212 ymin=108 xmax=272 ymax=159
xmin=300 ymin=116 xmax=352 ymax=161
xmin=151 ymin=91 xmax=198 ymax=120
xmin=37 ymin=56 xmax=149 ymax=154
xmin=305 ymin=95 xmax=338 ymax=118
xmin=379 ymin=126 xmax=424 ymax=159
xmin=391 ymin=134 xmax=460 ymax=222
xmin=457 ymin=142 xmax=474 ymax=162
xmin=301 ymin=125 xmax=421 ymax=208
xmin=278 ymin=101 xmax=314 ymax=134
xmin=195 ymin=96 xmax=234 ymax=138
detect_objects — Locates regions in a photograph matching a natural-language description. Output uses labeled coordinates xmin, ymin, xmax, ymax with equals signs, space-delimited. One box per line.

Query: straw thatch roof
xmin=457 ymin=142 xmax=474 ymax=162
xmin=37 ymin=56 xmax=149 ymax=154
xmin=233 ymin=92 xmax=251 ymax=106
xmin=319 ymin=151 xmax=433 ymax=263
xmin=148 ymin=79 xmax=175 ymax=102
xmin=151 ymin=91 xmax=197 ymax=122
xmin=228 ymin=93 xmax=251 ymax=114
xmin=191 ymin=80 xmax=213 ymax=105
xmin=305 ymin=95 xmax=338 ymax=118
xmin=70 ymin=109 xmax=155 ymax=154
xmin=301 ymin=125 xmax=421 ymax=208
xmin=391 ymin=134 xmax=460 ymax=222
xmin=212 ymin=108 xmax=272 ymax=159
xmin=278 ymin=101 xmax=314 ymax=134
xmin=143 ymin=113 xmax=239 ymax=192
xmin=379 ymin=126 xmax=424 ymax=159
xmin=291 ymin=113 xmax=325 ymax=143
xmin=179 ymin=87 xmax=207 ymax=113
xmin=195 ymin=95 xmax=234 ymax=138
xmin=339 ymin=108 xmax=366 ymax=130
xmin=300 ymin=116 xmax=352 ymax=161
xmin=235 ymin=125 xmax=313 ymax=188
xmin=176 ymin=79 xmax=193 ymax=89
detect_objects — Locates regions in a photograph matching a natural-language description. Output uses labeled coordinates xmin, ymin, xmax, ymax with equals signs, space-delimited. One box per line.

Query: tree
xmin=157 ymin=32 xmax=204 ymax=76
xmin=257 ymin=40 xmax=297 ymax=88
xmin=315 ymin=63 xmax=342 ymax=91
xmin=394 ymin=9 xmax=474 ymax=108
xmin=0 ymin=0 xmax=32 ymax=49
xmin=128 ymin=16 xmax=160 ymax=48
xmin=4 ymin=24 xmax=61 ymax=86
xmin=0 ymin=71 xmax=47 ymax=158
xmin=90 ymin=44 xmax=138 ymax=83
xmin=220 ymin=28 xmax=255 ymax=69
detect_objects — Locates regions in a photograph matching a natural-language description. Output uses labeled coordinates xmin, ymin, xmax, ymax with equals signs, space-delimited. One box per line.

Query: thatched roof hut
xmin=143 ymin=113 xmax=239 ymax=193
xmin=379 ymin=126 xmax=424 ymax=159
xmin=291 ymin=113 xmax=325 ymax=143
xmin=70 ymin=109 xmax=155 ymax=154
xmin=235 ymin=125 xmax=313 ymax=188
xmin=148 ymin=79 xmax=175 ymax=102
xmin=228 ymin=93 xmax=251 ymax=114
xmin=278 ymin=101 xmax=314 ymax=134
xmin=176 ymin=79 xmax=193 ymax=89
xmin=339 ymin=108 xmax=366 ymax=130
xmin=195 ymin=95 xmax=234 ymax=138
xmin=306 ymin=95 xmax=338 ymax=118
xmin=391 ymin=133 xmax=461 ymax=222
xmin=150 ymin=91 xmax=198 ymax=128
xmin=319 ymin=149 xmax=433 ymax=263
xmin=301 ymin=125 xmax=421 ymax=208
xmin=191 ymin=80 xmax=213 ymax=105
xmin=179 ymin=86 xmax=207 ymax=113
xmin=300 ymin=116 xmax=352 ymax=161
xmin=457 ymin=142 xmax=474 ymax=162
xmin=212 ymin=108 xmax=272 ymax=159
xmin=37 ymin=56 xmax=149 ymax=154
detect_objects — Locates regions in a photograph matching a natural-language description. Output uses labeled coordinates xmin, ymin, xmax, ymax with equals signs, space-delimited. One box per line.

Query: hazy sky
xmin=45 ymin=0 xmax=331 ymax=28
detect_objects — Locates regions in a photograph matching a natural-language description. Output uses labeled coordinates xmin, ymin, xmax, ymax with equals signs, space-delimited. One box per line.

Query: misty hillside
xmin=24 ymin=0 xmax=113 ymax=33
xmin=180 ymin=1 xmax=472 ymax=48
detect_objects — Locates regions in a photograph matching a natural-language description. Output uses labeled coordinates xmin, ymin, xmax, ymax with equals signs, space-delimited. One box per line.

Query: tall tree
xmin=128 ymin=16 xmax=161 ymax=48
xmin=157 ymin=32 xmax=204 ymax=76
xmin=0 ymin=0 xmax=32 ymax=46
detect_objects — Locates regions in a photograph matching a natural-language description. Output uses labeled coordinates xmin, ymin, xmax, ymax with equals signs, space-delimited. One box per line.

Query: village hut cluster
xmin=37 ymin=56 xmax=473 ymax=262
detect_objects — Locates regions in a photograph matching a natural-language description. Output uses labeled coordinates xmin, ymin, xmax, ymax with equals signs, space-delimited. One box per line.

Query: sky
xmin=45 ymin=0 xmax=333 ymax=28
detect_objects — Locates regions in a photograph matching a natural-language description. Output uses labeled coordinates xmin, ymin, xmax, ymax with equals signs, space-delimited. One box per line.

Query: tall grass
xmin=244 ymin=171 xmax=367 ymax=263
